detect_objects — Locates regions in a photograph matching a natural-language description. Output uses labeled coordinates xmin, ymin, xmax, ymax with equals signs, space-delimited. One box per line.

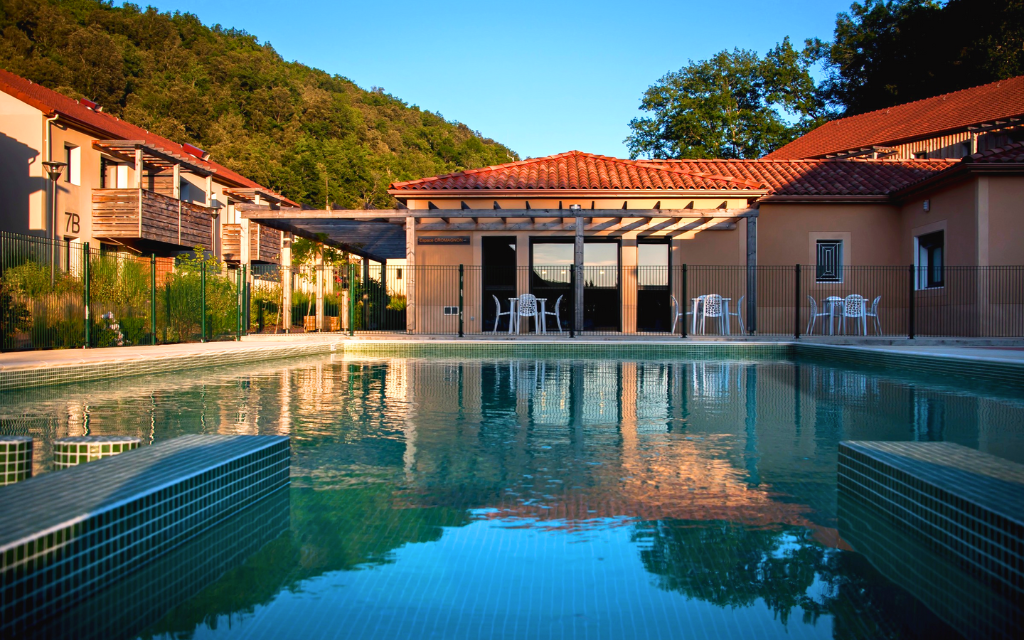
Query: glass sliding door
xmin=583 ymin=241 xmax=620 ymax=331
xmin=530 ymin=242 xmax=572 ymax=333
xmin=482 ymin=237 xmax=517 ymax=331
xmin=637 ymin=242 xmax=670 ymax=332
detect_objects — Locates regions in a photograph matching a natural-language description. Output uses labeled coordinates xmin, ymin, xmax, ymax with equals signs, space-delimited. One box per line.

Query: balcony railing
xmin=92 ymin=188 xmax=216 ymax=251
xmin=221 ymin=223 xmax=281 ymax=264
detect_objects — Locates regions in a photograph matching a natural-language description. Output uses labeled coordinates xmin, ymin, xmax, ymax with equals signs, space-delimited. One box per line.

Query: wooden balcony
xmin=250 ymin=222 xmax=281 ymax=264
xmin=221 ymin=222 xmax=281 ymax=264
xmin=92 ymin=188 xmax=215 ymax=251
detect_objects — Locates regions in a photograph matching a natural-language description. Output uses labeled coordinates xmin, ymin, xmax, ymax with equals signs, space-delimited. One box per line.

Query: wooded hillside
xmin=0 ymin=0 xmax=519 ymax=207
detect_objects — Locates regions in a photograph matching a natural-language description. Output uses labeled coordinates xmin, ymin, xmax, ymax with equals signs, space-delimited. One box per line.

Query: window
xmin=64 ymin=145 xmax=81 ymax=185
xmin=913 ymin=150 xmax=928 ymax=159
xmin=815 ymin=240 xmax=843 ymax=283
xmin=116 ymin=164 xmax=129 ymax=188
xmin=396 ymin=268 xmax=403 ymax=280
xmin=916 ymin=231 xmax=944 ymax=289
xmin=179 ymin=179 xmax=190 ymax=202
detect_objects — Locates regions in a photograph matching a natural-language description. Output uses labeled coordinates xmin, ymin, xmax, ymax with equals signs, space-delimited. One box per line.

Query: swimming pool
xmin=4 ymin=352 xmax=1023 ymax=639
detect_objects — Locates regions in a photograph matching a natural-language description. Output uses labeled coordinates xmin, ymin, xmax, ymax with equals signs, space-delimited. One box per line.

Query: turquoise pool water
xmin=4 ymin=353 xmax=1023 ymax=639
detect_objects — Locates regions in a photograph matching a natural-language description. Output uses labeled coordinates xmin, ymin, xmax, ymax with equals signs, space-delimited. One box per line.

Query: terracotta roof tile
xmin=389 ymin=151 xmax=957 ymax=198
xmin=0 ymin=68 xmax=297 ymax=206
xmin=966 ymin=141 xmax=1024 ymax=163
xmin=764 ymin=76 xmax=1024 ymax=160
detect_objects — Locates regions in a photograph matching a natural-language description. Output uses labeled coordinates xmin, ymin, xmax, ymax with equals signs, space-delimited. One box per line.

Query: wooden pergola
xmin=238 ymin=205 xmax=760 ymax=332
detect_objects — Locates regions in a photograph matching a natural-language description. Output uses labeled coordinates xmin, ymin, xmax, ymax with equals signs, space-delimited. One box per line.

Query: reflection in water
xmin=2 ymin=354 xmax=1023 ymax=638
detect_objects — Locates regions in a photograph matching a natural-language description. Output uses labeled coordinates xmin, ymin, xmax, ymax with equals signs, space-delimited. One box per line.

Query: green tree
xmin=626 ymin=38 xmax=827 ymax=159
xmin=820 ymin=0 xmax=1024 ymax=115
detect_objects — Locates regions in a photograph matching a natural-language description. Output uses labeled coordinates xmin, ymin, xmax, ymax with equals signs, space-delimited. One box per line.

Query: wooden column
xmin=406 ymin=216 xmax=416 ymax=333
xmin=746 ymin=213 xmax=758 ymax=334
xmin=315 ymin=251 xmax=324 ymax=331
xmin=574 ymin=216 xmax=584 ymax=332
xmin=281 ymin=234 xmax=292 ymax=333
xmin=172 ymin=164 xmax=180 ymax=199
xmin=134 ymin=146 xmax=143 ymax=188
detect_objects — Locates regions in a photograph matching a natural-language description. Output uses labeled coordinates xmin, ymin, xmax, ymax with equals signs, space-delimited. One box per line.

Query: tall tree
xmin=625 ymin=38 xmax=827 ymax=159
xmin=820 ymin=0 xmax=1024 ymax=114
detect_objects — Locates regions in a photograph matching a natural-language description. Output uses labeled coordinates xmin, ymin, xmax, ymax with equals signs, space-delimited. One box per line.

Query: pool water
xmin=4 ymin=354 xmax=1024 ymax=639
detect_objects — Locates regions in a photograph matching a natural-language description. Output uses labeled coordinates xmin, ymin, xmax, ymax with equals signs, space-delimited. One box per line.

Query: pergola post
xmin=406 ymin=216 xmax=416 ymax=333
xmin=746 ymin=213 xmax=758 ymax=334
xmin=315 ymin=251 xmax=324 ymax=331
xmin=281 ymin=233 xmax=292 ymax=333
xmin=574 ymin=215 xmax=584 ymax=333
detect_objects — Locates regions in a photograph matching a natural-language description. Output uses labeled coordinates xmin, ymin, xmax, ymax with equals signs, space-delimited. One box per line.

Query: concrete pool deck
xmin=1 ymin=335 xmax=1022 ymax=392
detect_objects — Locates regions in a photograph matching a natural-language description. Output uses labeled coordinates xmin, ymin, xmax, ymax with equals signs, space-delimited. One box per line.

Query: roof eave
xmin=387 ymin=188 xmax=770 ymax=199
xmin=892 ymin=161 xmax=1024 ymax=201
xmin=756 ymin=194 xmax=895 ymax=204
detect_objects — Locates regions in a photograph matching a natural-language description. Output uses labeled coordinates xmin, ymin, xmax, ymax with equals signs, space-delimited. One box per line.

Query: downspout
xmin=44 ymin=113 xmax=59 ymax=241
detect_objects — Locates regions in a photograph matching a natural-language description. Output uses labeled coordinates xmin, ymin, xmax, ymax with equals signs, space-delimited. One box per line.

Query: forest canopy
xmin=0 ymin=0 xmax=519 ymax=208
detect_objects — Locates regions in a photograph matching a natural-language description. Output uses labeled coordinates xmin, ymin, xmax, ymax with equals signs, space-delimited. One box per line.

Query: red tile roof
xmin=764 ymin=76 xmax=1024 ymax=160
xmin=965 ymin=141 xmax=1024 ymax=164
xmin=389 ymin=151 xmax=768 ymax=193
xmin=0 ymin=68 xmax=297 ymax=206
xmin=389 ymin=151 xmax=957 ymax=198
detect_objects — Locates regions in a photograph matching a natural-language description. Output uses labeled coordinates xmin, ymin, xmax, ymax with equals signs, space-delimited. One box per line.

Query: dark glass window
xmin=816 ymin=240 xmax=843 ymax=283
xmin=917 ymin=231 xmax=944 ymax=288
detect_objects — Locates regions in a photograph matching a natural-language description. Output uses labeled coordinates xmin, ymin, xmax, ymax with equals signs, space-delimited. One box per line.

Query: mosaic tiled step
xmin=20 ymin=487 xmax=291 ymax=640
xmin=838 ymin=491 xmax=1020 ymax=639
xmin=52 ymin=435 xmax=140 ymax=469
xmin=838 ymin=441 xmax=1024 ymax=604
xmin=0 ymin=434 xmax=290 ymax=637
xmin=0 ymin=436 xmax=32 ymax=486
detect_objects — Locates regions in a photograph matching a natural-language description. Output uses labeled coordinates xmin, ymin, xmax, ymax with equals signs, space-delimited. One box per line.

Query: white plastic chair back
xmin=703 ymin=294 xmax=723 ymax=318
xmin=843 ymin=294 xmax=865 ymax=317
xmin=807 ymin=295 xmax=818 ymax=317
xmin=869 ymin=296 xmax=881 ymax=315
xmin=518 ymin=293 xmax=537 ymax=316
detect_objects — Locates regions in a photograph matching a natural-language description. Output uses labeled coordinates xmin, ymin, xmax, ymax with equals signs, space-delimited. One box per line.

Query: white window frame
xmin=815 ymin=239 xmax=844 ymax=284
xmin=65 ymin=145 xmax=81 ymax=186
xmin=914 ymin=231 xmax=945 ymax=290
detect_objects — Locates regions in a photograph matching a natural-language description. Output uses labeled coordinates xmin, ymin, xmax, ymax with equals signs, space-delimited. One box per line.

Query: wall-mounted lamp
xmin=569 ymin=204 xmax=582 ymax=212
xmin=923 ymin=199 xmax=931 ymax=212
xmin=41 ymin=160 xmax=67 ymax=286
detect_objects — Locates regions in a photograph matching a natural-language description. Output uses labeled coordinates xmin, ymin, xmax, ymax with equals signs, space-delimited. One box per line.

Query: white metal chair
xmin=727 ymin=295 xmax=745 ymax=334
xmin=700 ymin=294 xmax=724 ymax=334
xmin=670 ymin=295 xmax=685 ymax=334
xmin=841 ymin=294 xmax=867 ymax=335
xmin=806 ymin=295 xmax=830 ymax=335
xmin=517 ymin=293 xmax=539 ymax=334
xmin=541 ymin=294 xmax=564 ymax=334
xmin=864 ymin=296 xmax=882 ymax=335
xmin=492 ymin=295 xmax=513 ymax=333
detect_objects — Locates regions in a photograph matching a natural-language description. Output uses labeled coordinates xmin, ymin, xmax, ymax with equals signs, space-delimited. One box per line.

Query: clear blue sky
xmin=120 ymin=0 xmax=853 ymax=159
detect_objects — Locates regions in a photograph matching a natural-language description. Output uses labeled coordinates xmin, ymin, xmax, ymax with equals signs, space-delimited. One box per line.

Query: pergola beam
xmin=238 ymin=206 xmax=757 ymax=220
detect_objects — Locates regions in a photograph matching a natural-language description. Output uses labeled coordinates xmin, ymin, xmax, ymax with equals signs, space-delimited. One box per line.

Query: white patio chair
xmin=806 ymin=295 xmax=830 ymax=335
xmin=541 ymin=294 xmax=564 ymax=334
xmin=727 ymin=295 xmax=745 ymax=334
xmin=492 ymin=295 xmax=513 ymax=333
xmin=841 ymin=294 xmax=867 ymax=335
xmin=670 ymin=295 xmax=685 ymax=334
xmin=700 ymin=294 xmax=724 ymax=335
xmin=517 ymin=293 xmax=539 ymax=334
xmin=864 ymin=296 xmax=882 ymax=335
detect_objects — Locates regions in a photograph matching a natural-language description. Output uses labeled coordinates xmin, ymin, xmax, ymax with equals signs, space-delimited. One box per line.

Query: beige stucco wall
xmin=898 ymin=178 xmax=977 ymax=266
xmin=757 ymin=202 xmax=902 ymax=266
xmin=0 ymin=91 xmax=44 ymax=235
xmin=987 ymin=176 xmax=1024 ymax=266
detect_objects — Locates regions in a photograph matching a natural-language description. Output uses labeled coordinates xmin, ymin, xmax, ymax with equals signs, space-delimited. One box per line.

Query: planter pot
xmin=327 ymin=316 xmax=341 ymax=332
xmin=303 ymin=316 xmax=317 ymax=332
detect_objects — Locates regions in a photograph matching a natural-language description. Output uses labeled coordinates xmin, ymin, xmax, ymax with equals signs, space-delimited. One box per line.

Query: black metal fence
xmin=3 ymin=229 xmax=1022 ymax=350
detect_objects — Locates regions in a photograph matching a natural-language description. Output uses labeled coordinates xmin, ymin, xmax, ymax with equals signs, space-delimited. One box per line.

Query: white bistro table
xmin=508 ymin=297 xmax=549 ymax=334
xmin=691 ymin=297 xmax=733 ymax=335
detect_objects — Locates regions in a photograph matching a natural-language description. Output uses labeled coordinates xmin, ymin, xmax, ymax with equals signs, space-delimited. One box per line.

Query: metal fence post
xmin=150 ymin=254 xmax=156 ymax=345
xmin=236 ymin=267 xmax=242 ymax=341
xmin=681 ymin=264 xmax=687 ymax=339
xmin=83 ymin=242 xmax=91 ymax=348
xmin=200 ymin=260 xmax=207 ymax=342
xmin=794 ymin=264 xmax=801 ymax=340
xmin=348 ymin=263 xmax=355 ymax=336
xmin=458 ymin=264 xmax=464 ymax=338
xmin=569 ymin=266 xmax=576 ymax=338
xmin=241 ymin=264 xmax=248 ymax=337
xmin=908 ymin=264 xmax=915 ymax=340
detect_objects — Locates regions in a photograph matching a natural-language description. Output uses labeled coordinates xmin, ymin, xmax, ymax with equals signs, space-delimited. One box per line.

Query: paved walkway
xmin=4 ymin=336 xmax=1023 ymax=371
xmin=0 ymin=338 xmax=344 ymax=372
